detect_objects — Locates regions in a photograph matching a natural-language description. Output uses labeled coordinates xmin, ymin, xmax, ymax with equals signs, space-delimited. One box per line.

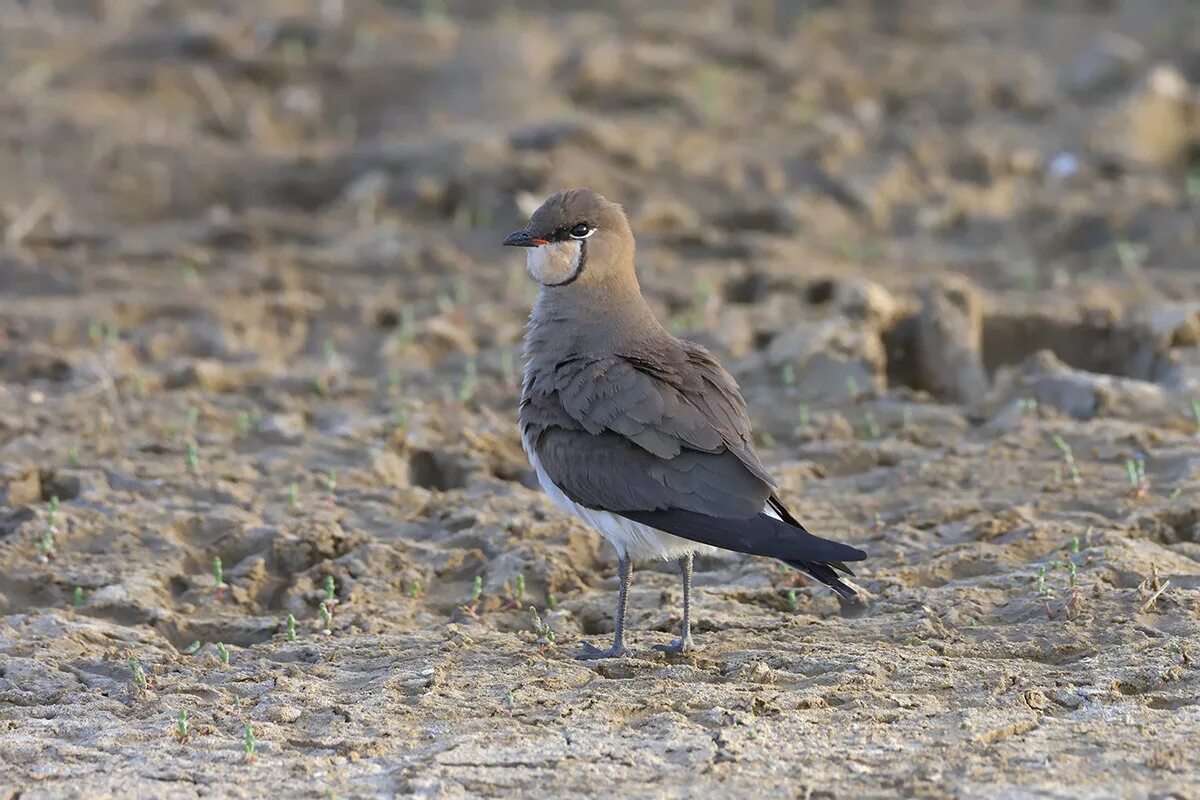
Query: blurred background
xmin=2 ymin=0 xmax=1198 ymax=416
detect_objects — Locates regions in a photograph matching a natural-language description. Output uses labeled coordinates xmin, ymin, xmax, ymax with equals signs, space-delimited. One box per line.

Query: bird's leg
xmin=576 ymin=555 xmax=631 ymax=660
xmin=655 ymin=552 xmax=696 ymax=654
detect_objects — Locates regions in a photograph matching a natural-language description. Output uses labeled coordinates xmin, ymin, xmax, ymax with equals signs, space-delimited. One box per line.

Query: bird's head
xmin=503 ymin=188 xmax=633 ymax=288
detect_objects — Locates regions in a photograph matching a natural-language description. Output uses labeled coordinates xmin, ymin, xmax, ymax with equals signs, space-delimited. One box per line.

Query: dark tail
xmin=621 ymin=506 xmax=866 ymax=599
xmin=768 ymin=495 xmax=861 ymax=599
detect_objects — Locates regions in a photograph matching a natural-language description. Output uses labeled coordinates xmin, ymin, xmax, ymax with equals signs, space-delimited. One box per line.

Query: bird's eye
xmin=569 ymin=223 xmax=594 ymax=239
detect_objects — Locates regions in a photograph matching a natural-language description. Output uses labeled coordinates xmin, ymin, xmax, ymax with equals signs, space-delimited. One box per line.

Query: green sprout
xmin=786 ymin=589 xmax=798 ymax=611
xmin=546 ymin=593 xmax=558 ymax=611
xmin=504 ymin=689 xmax=515 ymax=713
xmin=235 ymin=410 xmax=251 ymax=437
xmin=176 ymin=709 xmax=189 ymax=741
xmin=73 ymin=586 xmax=84 ymax=608
xmin=129 ymin=657 xmax=148 ymax=691
xmin=325 ymin=470 xmax=337 ymax=495
xmin=182 ymin=641 xmax=202 ymax=655
xmin=1070 ymin=536 xmax=1080 ymax=555
xmin=796 ymin=405 xmax=810 ymax=426
xmin=1125 ymin=455 xmax=1148 ymax=499
xmin=185 ymin=438 xmax=199 ymax=474
xmin=458 ymin=361 xmax=478 ymax=403
xmin=324 ymin=575 xmax=336 ymax=603
xmin=471 ymin=576 xmax=483 ymax=604
xmin=529 ymin=606 xmax=555 ymax=645
xmin=395 ymin=306 xmax=415 ymax=349
xmin=515 ymin=573 xmax=525 ymax=601
xmin=1036 ymin=566 xmax=1047 ymax=596
xmin=186 ymin=405 xmax=199 ymax=432
xmin=243 ymin=724 xmax=256 ymax=762
xmin=320 ymin=601 xmax=333 ymax=634
xmin=1191 ymin=399 xmax=1200 ymax=434
xmin=407 ymin=580 xmax=421 ymax=598
xmin=394 ymin=408 xmax=408 ymax=433
xmin=1051 ymin=435 xmax=1081 ymax=485
xmin=39 ymin=496 xmax=59 ymax=556
xmin=213 ymin=556 xmax=226 ymax=600
xmin=286 ymin=482 xmax=299 ymax=510
xmin=286 ymin=613 xmax=296 ymax=642
xmin=845 ymin=376 xmax=860 ymax=399
xmin=67 ymin=444 xmax=80 ymax=467
xmin=322 ymin=337 xmax=337 ymax=366
xmin=215 ymin=642 xmax=230 ymax=665
xmin=780 ymin=364 xmax=796 ymax=387
xmin=863 ymin=410 xmax=881 ymax=438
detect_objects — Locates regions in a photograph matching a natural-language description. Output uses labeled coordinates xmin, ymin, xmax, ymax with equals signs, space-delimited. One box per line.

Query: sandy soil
xmin=1 ymin=1 xmax=1199 ymax=797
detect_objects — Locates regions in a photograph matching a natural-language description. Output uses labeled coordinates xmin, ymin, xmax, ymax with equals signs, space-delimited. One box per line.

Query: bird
xmin=504 ymin=188 xmax=867 ymax=659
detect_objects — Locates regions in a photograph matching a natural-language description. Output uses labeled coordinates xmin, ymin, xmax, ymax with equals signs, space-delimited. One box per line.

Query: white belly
xmin=522 ymin=435 xmax=719 ymax=561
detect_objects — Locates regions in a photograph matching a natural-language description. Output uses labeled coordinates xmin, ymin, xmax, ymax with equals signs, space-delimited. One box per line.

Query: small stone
xmin=1 ymin=467 xmax=41 ymax=508
xmin=913 ymin=276 xmax=988 ymax=405
xmin=1066 ymin=33 xmax=1143 ymax=100
xmin=1118 ymin=65 xmax=1199 ymax=168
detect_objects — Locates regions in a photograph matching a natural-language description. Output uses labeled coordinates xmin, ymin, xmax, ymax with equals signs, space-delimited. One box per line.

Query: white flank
xmin=522 ymin=433 xmax=718 ymax=561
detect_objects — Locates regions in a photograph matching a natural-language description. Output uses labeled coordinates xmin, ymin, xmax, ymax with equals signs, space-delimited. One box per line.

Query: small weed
xmin=215 ymin=642 xmax=230 ymax=666
xmin=1125 ymin=455 xmax=1149 ymax=500
xmin=129 ymin=656 xmax=149 ymax=692
xmin=213 ymin=556 xmax=226 ymax=600
xmin=407 ymin=580 xmax=422 ymax=598
xmin=504 ymin=689 xmax=515 ymax=714
xmin=243 ymin=724 xmax=256 ymax=762
xmin=461 ymin=575 xmax=484 ymax=616
xmin=320 ymin=601 xmax=333 ymax=634
xmin=185 ymin=438 xmax=199 ymax=474
xmin=325 ymin=575 xmax=337 ymax=603
xmin=67 ymin=444 xmax=80 ymax=467
xmin=325 ymin=470 xmax=337 ymax=497
xmin=546 ymin=593 xmax=558 ymax=611
xmin=796 ymin=405 xmax=810 ymax=427
xmin=182 ymin=641 xmax=202 ymax=655
xmin=286 ymin=613 xmax=296 ymax=642
xmin=786 ymin=589 xmax=798 ymax=611
xmin=458 ymin=361 xmax=478 ymax=404
xmin=286 ymin=482 xmax=299 ymax=510
xmin=863 ymin=410 xmax=881 ymax=438
xmin=73 ymin=586 xmax=84 ymax=608
xmin=1051 ymin=435 xmax=1082 ymax=486
xmin=175 ymin=709 xmax=190 ymax=742
xmin=529 ymin=606 xmax=555 ymax=646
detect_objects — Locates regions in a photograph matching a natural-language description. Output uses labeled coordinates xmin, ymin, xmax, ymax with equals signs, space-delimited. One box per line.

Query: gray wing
xmin=549 ymin=340 xmax=774 ymax=484
xmin=522 ymin=340 xmax=867 ymax=578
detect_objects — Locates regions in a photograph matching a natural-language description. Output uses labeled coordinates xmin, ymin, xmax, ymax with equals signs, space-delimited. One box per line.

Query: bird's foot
xmin=575 ymin=641 xmax=629 ymax=660
xmin=653 ymin=635 xmax=696 ymax=655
